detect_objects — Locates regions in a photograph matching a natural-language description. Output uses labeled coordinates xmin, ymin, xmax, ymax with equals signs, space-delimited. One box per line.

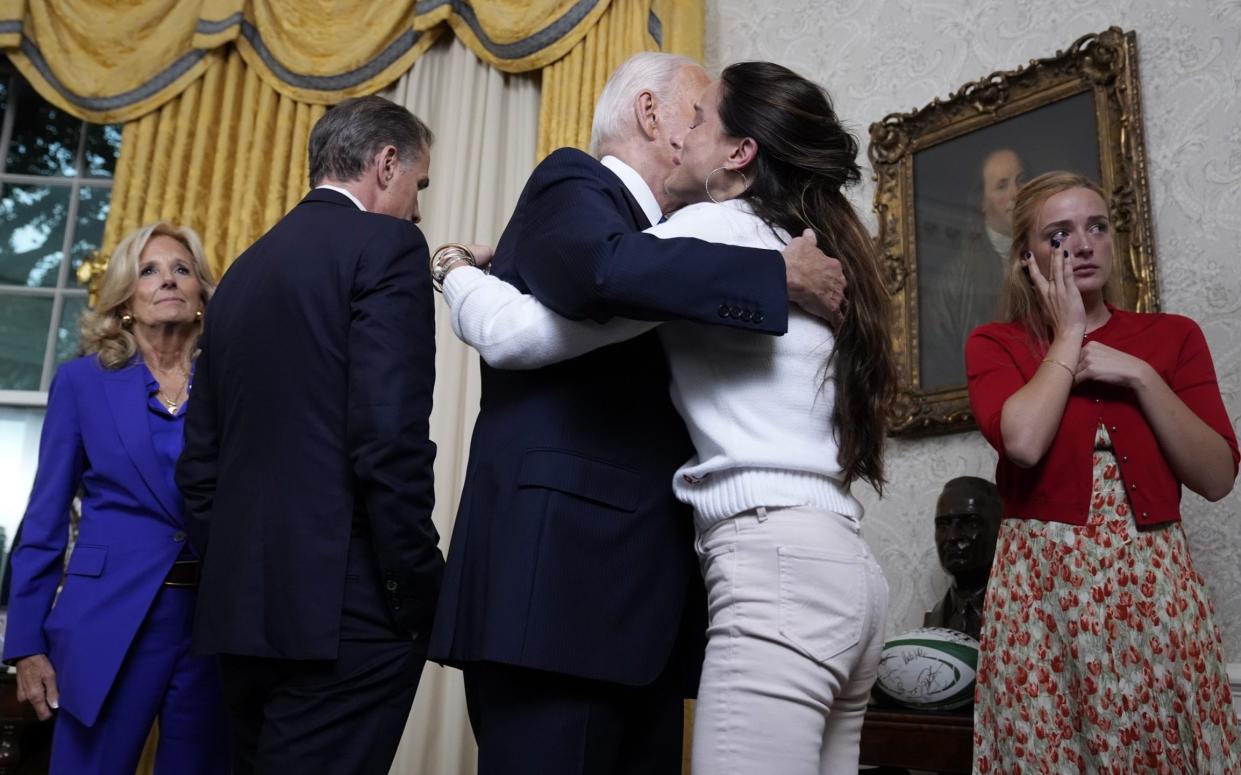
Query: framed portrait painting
xmin=869 ymin=27 xmax=1159 ymax=436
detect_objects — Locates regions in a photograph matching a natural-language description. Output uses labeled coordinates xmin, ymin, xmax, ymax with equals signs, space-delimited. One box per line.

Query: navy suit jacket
xmin=4 ymin=356 xmax=194 ymax=726
xmin=428 ymin=148 xmax=787 ymax=685
xmin=177 ymin=188 xmax=443 ymax=660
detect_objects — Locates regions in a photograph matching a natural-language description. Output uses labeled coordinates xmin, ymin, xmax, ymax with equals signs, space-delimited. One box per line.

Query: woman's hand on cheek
xmin=1024 ymin=243 xmax=1085 ymax=341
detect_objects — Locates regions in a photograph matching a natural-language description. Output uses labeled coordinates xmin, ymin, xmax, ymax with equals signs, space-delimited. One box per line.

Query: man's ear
xmin=375 ymin=145 xmax=399 ymax=187
xmin=634 ymin=90 xmax=658 ymax=141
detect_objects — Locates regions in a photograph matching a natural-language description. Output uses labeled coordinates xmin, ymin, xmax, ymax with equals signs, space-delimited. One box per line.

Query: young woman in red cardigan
xmin=965 ymin=171 xmax=1239 ymax=773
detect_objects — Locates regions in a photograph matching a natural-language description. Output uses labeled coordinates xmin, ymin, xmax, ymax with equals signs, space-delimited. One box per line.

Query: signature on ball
xmin=878 ymin=646 xmax=963 ymax=698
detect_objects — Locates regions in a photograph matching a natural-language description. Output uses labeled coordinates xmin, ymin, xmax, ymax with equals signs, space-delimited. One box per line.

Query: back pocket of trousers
xmin=777 ymin=546 xmax=865 ymax=663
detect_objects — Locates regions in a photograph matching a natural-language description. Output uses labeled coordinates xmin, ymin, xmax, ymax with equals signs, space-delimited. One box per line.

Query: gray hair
xmin=588 ymin=52 xmax=698 ymax=158
xmin=308 ymin=96 xmax=434 ymax=186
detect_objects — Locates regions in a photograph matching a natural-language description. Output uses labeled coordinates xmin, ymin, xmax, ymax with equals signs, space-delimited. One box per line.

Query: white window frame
xmin=0 ymin=69 xmax=117 ymax=405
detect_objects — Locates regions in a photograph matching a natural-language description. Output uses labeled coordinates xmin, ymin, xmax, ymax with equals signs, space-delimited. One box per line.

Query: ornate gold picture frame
xmin=869 ymin=27 xmax=1159 ymax=437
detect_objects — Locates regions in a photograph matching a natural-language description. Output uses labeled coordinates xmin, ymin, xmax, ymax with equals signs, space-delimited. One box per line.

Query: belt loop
xmin=756 ymin=506 xmax=768 ymax=523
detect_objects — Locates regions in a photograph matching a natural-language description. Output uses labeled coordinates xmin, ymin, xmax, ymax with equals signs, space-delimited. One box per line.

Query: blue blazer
xmin=4 ymin=356 xmax=193 ymax=727
xmin=429 ymin=148 xmax=788 ymax=686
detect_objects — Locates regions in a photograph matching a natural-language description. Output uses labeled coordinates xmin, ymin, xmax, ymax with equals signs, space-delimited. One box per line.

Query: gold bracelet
xmin=430 ymin=243 xmax=477 ymax=293
xmin=1040 ymin=357 xmax=1075 ymax=378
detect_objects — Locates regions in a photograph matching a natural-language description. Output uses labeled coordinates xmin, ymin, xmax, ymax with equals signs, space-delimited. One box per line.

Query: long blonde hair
xmin=79 ymin=221 xmax=215 ymax=369
xmin=999 ymin=172 xmax=1119 ymax=348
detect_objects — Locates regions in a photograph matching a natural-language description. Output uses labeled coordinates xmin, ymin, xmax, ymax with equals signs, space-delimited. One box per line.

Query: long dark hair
xmin=718 ymin=61 xmax=896 ymax=492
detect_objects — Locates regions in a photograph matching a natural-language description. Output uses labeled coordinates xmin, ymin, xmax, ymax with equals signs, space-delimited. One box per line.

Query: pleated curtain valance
xmin=0 ymin=0 xmax=623 ymax=123
xmin=5 ymin=0 xmax=700 ymax=297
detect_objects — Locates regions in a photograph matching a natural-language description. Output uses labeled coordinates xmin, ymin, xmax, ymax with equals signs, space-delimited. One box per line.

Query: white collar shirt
xmin=599 ymin=155 xmax=662 ymax=228
xmin=315 ymin=185 xmax=367 ymax=212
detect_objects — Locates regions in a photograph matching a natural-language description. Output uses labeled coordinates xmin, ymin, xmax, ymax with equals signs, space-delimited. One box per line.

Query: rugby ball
xmin=873 ymin=627 xmax=978 ymax=710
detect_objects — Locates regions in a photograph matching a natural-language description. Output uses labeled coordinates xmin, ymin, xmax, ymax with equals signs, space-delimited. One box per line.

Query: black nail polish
xmin=1051 ymin=238 xmax=1060 ymax=249
xmin=1063 ymin=250 xmax=1069 ymax=258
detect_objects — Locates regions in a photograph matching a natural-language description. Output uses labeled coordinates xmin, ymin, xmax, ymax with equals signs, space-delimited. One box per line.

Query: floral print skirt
xmin=973 ymin=425 xmax=1239 ymax=774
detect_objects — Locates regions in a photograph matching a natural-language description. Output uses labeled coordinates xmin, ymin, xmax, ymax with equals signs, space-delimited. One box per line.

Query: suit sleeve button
xmin=741 ymin=310 xmax=753 ymax=322
xmin=385 ymin=580 xmax=398 ymax=591
xmin=729 ymin=305 xmax=742 ymax=319
xmin=754 ymin=312 xmax=765 ymax=324
xmin=718 ymin=304 xmax=730 ymax=318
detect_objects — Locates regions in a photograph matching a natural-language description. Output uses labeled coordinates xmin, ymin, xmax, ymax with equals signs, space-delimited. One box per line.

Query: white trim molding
xmin=0 ymin=390 xmax=48 ymax=407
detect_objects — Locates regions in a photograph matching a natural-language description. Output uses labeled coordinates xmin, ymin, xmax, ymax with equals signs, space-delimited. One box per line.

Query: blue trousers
xmin=50 ymin=585 xmax=228 ymax=775
xmin=464 ymin=661 xmax=685 ymax=775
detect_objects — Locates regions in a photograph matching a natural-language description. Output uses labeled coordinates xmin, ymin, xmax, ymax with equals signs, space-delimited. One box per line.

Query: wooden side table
xmin=0 ymin=672 xmax=41 ymax=775
xmin=858 ymin=706 xmax=973 ymax=773
xmin=686 ymin=700 xmax=973 ymax=774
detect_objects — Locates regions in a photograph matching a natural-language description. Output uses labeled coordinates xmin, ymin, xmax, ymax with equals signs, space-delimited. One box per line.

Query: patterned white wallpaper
xmin=705 ymin=0 xmax=1241 ymax=660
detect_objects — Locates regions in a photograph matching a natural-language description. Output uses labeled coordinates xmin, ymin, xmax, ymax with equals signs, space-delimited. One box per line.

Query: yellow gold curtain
xmin=101 ymin=48 xmax=326 ymax=273
xmin=420 ymin=0 xmax=614 ymax=73
xmin=0 ymin=0 xmax=619 ymax=123
xmin=536 ymin=0 xmax=703 ymax=157
xmin=2 ymin=0 xmax=703 ymax=267
xmin=651 ymin=0 xmax=704 ymax=62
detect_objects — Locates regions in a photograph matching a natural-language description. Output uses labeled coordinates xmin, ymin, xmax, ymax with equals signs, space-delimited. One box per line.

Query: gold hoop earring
xmin=120 ymin=312 xmax=133 ymax=328
xmin=705 ymin=167 xmax=749 ymax=205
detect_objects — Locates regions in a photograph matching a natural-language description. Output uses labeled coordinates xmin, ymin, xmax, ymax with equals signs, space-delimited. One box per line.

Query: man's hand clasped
xmin=783 ymin=229 xmax=847 ymax=329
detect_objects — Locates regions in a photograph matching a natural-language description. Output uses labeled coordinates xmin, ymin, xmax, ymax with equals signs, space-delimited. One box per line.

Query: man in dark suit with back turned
xmin=177 ymin=96 xmax=443 ymax=774
xmin=429 ymin=53 xmax=847 ymax=775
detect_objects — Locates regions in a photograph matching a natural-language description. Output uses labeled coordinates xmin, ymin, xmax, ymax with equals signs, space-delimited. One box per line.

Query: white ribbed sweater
xmin=444 ymin=196 xmax=860 ymax=530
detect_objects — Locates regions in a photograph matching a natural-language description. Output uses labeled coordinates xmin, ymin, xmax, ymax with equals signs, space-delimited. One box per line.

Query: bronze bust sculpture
xmin=923 ymin=476 xmax=1002 ymax=640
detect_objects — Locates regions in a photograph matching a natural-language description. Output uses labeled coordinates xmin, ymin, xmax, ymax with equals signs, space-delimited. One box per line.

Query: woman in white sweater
xmin=441 ymin=61 xmax=896 ymax=775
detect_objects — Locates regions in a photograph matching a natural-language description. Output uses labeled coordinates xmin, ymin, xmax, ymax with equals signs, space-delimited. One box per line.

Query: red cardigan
xmin=965 ymin=309 xmax=1239 ymax=526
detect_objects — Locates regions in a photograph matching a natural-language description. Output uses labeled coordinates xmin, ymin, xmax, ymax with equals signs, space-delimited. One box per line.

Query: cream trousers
xmin=690 ymin=506 xmax=889 ymax=775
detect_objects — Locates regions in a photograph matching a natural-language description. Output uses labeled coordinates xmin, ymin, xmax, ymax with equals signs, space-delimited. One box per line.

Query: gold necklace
xmin=156 ymin=383 xmax=187 ymax=413
xmin=151 ymin=367 xmax=189 ymax=413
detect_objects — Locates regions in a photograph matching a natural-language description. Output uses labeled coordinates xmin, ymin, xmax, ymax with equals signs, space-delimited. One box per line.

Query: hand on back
xmin=784 ymin=229 xmax=846 ymax=329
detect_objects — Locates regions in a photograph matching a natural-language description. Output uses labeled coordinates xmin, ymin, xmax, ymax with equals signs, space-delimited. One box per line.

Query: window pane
xmin=0 ymin=183 xmax=69 ymax=287
xmin=56 ymin=294 xmax=87 ymax=365
xmin=82 ymin=123 xmax=122 ymax=178
xmin=0 ymin=293 xmax=52 ymax=389
xmin=0 ymin=404 xmax=46 ymax=562
xmin=5 ymin=79 xmax=82 ymax=177
xmin=71 ymin=186 xmax=109 ymax=276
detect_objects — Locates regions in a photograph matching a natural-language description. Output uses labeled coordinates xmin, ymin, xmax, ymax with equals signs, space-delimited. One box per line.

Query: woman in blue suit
xmin=4 ymin=221 xmax=228 ymax=774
